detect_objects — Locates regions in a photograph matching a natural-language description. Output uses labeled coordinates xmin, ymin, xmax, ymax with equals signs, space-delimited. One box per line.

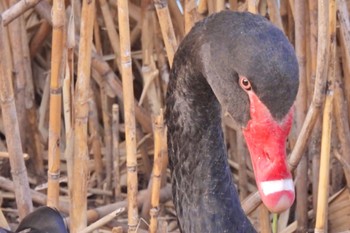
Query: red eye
xmin=239 ymin=76 xmax=252 ymax=91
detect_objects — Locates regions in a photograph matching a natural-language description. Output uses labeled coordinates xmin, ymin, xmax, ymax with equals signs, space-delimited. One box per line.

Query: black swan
xmin=0 ymin=207 xmax=68 ymax=233
xmin=165 ymin=11 xmax=299 ymax=232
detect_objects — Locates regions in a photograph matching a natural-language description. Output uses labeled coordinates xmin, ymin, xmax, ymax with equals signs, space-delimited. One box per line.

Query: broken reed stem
xmin=79 ymin=208 xmax=125 ymax=233
xmin=153 ymin=0 xmax=178 ymax=67
xmin=0 ymin=22 xmax=33 ymax=220
xmin=71 ymin=0 xmax=95 ymax=232
xmin=149 ymin=112 xmax=166 ymax=233
xmin=47 ymin=0 xmax=65 ymax=209
xmin=117 ymin=0 xmax=139 ymax=231
xmin=243 ymin=0 xmax=331 ymax=215
xmin=1 ymin=0 xmax=42 ymax=26
xmin=314 ymin=0 xmax=336 ymax=231
xmin=112 ymin=104 xmax=121 ymax=197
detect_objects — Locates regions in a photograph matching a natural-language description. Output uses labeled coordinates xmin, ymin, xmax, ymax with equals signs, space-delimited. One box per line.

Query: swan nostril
xmin=263 ymin=150 xmax=271 ymax=161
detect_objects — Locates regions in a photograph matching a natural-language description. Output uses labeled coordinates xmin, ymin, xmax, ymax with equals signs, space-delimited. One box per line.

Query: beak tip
xmin=259 ymin=179 xmax=295 ymax=213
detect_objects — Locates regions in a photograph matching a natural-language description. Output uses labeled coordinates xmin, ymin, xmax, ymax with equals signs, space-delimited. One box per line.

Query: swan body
xmin=0 ymin=207 xmax=68 ymax=233
xmin=165 ymin=11 xmax=299 ymax=232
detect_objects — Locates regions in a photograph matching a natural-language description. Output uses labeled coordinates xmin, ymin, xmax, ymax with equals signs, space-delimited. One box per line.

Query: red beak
xmin=242 ymin=90 xmax=295 ymax=213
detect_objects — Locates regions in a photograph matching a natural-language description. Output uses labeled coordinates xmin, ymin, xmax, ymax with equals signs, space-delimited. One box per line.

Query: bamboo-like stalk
xmin=229 ymin=0 xmax=237 ymax=10
xmin=1 ymin=0 xmax=42 ymax=26
xmin=267 ymin=0 xmax=284 ymax=32
xmin=88 ymin=96 xmax=103 ymax=187
xmin=314 ymin=0 xmax=335 ymax=231
xmin=197 ymin=0 xmax=208 ymax=14
xmin=153 ymin=0 xmax=178 ymax=67
xmin=216 ymin=0 xmax=225 ymax=12
xmin=184 ymin=0 xmax=199 ymax=34
xmin=141 ymin=3 xmax=161 ymax=115
xmin=79 ymin=208 xmax=125 ymax=233
xmin=258 ymin=204 xmax=272 ymax=233
xmin=334 ymin=6 xmax=350 ymax=187
xmin=117 ymin=0 xmax=139 ymax=231
xmin=168 ymin=0 xmax=185 ymax=39
xmin=8 ymin=1 xmax=27 ymax=147
xmin=29 ymin=20 xmax=51 ymax=58
xmin=0 ymin=23 xmax=33 ymax=219
xmin=64 ymin=8 xmax=75 ymax=209
xmin=47 ymin=0 xmax=65 ymax=209
xmin=294 ymin=0 xmax=308 ymax=231
xmin=101 ymin=92 xmax=113 ymax=192
xmin=247 ymin=0 xmax=257 ymax=13
xmin=307 ymin=0 xmax=320 ymax=213
xmin=0 ymin=209 xmax=9 ymax=230
xmin=70 ymin=0 xmax=95 ymax=232
xmin=98 ymin=0 xmax=121 ymax=69
xmin=337 ymin=0 xmax=350 ymax=137
xmin=149 ymin=112 xmax=166 ymax=233
xmin=112 ymin=104 xmax=121 ymax=198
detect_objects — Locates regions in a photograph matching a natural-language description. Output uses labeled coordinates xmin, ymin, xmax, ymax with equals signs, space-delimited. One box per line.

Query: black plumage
xmin=165 ymin=11 xmax=298 ymax=233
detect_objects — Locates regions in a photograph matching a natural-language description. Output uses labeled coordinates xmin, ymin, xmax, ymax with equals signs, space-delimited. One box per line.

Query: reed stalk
xmin=337 ymin=0 xmax=350 ymax=134
xmin=267 ymin=0 xmax=284 ymax=32
xmin=258 ymin=204 xmax=272 ymax=233
xmin=47 ymin=0 xmax=65 ymax=209
xmin=229 ymin=0 xmax=238 ymax=10
xmin=184 ymin=0 xmax=199 ymax=34
xmin=247 ymin=0 xmax=257 ymax=13
xmin=197 ymin=0 xmax=208 ymax=14
xmin=0 ymin=23 xmax=33 ymax=220
xmin=0 ymin=208 xmax=9 ymax=230
xmin=153 ymin=0 xmax=178 ymax=67
xmin=101 ymin=92 xmax=113 ymax=192
xmin=112 ymin=104 xmax=121 ymax=198
xmin=88 ymin=96 xmax=103 ymax=187
xmin=314 ymin=0 xmax=335 ymax=231
xmin=117 ymin=0 xmax=139 ymax=231
xmin=8 ymin=1 xmax=27 ymax=146
xmin=1 ymin=0 xmax=42 ymax=26
xmin=149 ymin=112 xmax=166 ymax=233
xmin=140 ymin=3 xmax=161 ymax=116
xmin=98 ymin=0 xmax=121 ymax=69
xmin=64 ymin=9 xmax=75 ymax=207
xmin=29 ymin=20 xmax=51 ymax=58
xmin=294 ymin=0 xmax=308 ymax=231
xmin=70 ymin=0 xmax=95 ymax=232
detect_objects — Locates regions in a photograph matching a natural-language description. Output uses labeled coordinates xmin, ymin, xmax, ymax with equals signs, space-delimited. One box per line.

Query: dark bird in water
xmin=165 ymin=11 xmax=299 ymax=232
xmin=0 ymin=207 xmax=68 ymax=233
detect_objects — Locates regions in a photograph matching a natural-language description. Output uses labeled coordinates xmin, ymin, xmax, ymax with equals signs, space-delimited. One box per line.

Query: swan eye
xmin=239 ymin=77 xmax=252 ymax=91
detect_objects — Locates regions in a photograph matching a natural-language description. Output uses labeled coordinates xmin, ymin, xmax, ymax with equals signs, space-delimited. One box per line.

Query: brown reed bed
xmin=0 ymin=0 xmax=350 ymax=232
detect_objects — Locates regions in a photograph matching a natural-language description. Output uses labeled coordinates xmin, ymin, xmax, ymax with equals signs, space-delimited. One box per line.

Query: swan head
xmin=200 ymin=12 xmax=299 ymax=213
